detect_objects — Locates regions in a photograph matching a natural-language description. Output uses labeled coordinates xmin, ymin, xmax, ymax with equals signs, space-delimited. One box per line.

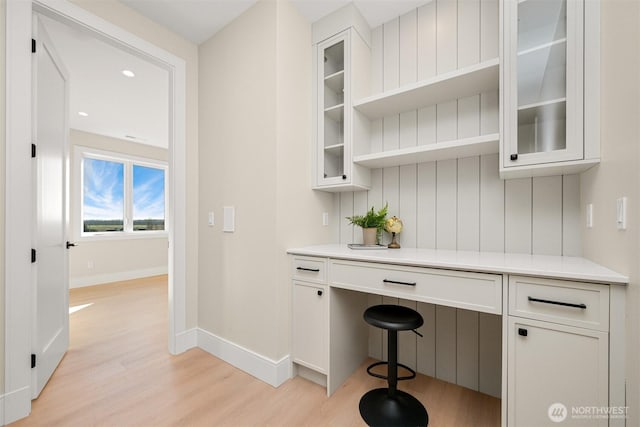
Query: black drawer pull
xmin=317 ymin=290 xmax=323 ymax=296
xmin=528 ymin=296 xmax=587 ymax=310
xmin=518 ymin=328 xmax=528 ymax=337
xmin=296 ymin=267 xmax=320 ymax=272
xmin=383 ymin=279 xmax=417 ymax=287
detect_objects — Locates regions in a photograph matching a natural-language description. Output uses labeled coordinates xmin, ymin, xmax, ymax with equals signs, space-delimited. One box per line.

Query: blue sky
xmin=83 ymin=158 xmax=164 ymax=221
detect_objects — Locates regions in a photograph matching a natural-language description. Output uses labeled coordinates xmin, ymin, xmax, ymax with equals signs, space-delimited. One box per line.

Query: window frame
xmin=75 ymin=146 xmax=168 ymax=241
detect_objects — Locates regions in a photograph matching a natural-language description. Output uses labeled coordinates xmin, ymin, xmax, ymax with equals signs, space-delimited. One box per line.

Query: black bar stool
xmin=359 ymin=304 xmax=428 ymax=427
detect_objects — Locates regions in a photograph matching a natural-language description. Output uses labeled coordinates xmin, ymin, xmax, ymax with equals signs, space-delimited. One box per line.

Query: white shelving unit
xmin=354 ymin=58 xmax=499 ymax=120
xmin=354 ymin=133 xmax=500 ymax=169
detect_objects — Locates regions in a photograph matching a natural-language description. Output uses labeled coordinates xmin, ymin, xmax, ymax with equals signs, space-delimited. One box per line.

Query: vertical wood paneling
xmin=435 ymin=305 xmax=457 ymax=383
xmin=400 ymin=111 xmax=418 ymax=149
xmin=532 ymin=176 xmax=563 ymax=255
xmin=563 ymin=174 xmax=581 ymax=256
xmin=437 ymin=0 xmax=458 ymax=74
xmin=457 ymin=157 xmax=480 ymax=251
xmin=417 ymin=106 xmax=437 ymax=146
xmin=436 ymin=159 xmax=457 ymax=250
xmin=456 ymin=309 xmax=479 ymax=391
xmin=479 ymin=312 xmax=502 ymax=398
xmin=368 ymin=168 xmax=384 ymax=209
xmin=399 ymin=165 xmax=418 ymax=248
xmin=383 ymin=18 xmax=400 ymax=91
xmin=399 ymin=299 xmax=418 ymax=371
xmin=383 ymin=167 xmax=400 ymax=245
xmin=505 ymin=178 xmax=532 ymax=253
xmin=458 ymin=0 xmax=480 ymax=68
xmin=417 ymin=162 xmax=437 ymax=249
xmin=339 ymin=192 xmax=354 ymax=244
xmin=480 ymin=90 xmax=499 ymax=135
xmin=399 ymin=10 xmax=418 ymax=86
xmin=417 ymin=302 xmax=436 ymax=377
xmin=417 ymin=1 xmax=437 ymax=80
xmin=480 ymin=154 xmax=505 ymax=252
xmin=368 ymin=294 xmax=383 ymax=360
xmin=353 ymin=191 xmax=369 ymax=244
xmin=370 ymin=120 xmax=383 ymax=153
xmin=480 ymin=0 xmax=499 ymax=61
xmin=370 ymin=26 xmax=384 ymax=93
xmin=437 ymin=100 xmax=458 ymax=142
xmin=383 ymin=116 xmax=400 ymax=151
xmin=458 ymin=95 xmax=481 ymax=139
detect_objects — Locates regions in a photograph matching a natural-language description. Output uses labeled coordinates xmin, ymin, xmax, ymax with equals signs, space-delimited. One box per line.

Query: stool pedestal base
xmin=359 ymin=388 xmax=428 ymax=427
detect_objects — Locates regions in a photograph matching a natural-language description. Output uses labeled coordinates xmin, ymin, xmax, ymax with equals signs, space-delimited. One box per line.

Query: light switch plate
xmin=223 ymin=206 xmax=235 ymax=232
xmin=616 ymin=197 xmax=627 ymax=230
xmin=208 ymin=211 xmax=214 ymax=226
xmin=586 ymin=203 xmax=593 ymax=228
xmin=322 ymin=212 xmax=329 ymax=226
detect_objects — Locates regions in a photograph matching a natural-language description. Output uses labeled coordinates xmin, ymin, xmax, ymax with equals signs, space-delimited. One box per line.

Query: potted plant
xmin=346 ymin=203 xmax=388 ymax=245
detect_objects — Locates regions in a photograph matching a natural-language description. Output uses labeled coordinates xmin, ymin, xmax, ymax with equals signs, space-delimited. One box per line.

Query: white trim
xmin=69 ymin=266 xmax=169 ymax=288
xmin=1 ymin=386 xmax=31 ymax=425
xmin=175 ymin=327 xmax=198 ymax=354
xmin=197 ymin=328 xmax=292 ymax=388
xmin=5 ymin=0 xmax=188 ymax=422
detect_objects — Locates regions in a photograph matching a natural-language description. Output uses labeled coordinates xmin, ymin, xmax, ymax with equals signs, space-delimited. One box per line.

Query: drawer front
xmin=509 ymin=276 xmax=609 ymax=331
xmin=292 ymin=256 xmax=327 ymax=283
xmin=330 ymin=260 xmax=502 ymax=314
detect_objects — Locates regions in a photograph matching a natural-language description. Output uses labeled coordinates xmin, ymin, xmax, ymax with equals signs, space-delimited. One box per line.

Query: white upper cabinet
xmin=314 ymin=29 xmax=371 ymax=192
xmin=501 ymin=0 xmax=600 ymax=178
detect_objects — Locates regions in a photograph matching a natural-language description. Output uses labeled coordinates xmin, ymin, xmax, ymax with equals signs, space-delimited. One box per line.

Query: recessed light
xmin=122 ymin=69 xmax=135 ymax=78
xmin=78 ymin=111 xmax=88 ymax=117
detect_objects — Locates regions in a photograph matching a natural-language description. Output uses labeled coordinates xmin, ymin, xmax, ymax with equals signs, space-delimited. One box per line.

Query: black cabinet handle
xmin=66 ymin=241 xmax=77 ymax=249
xmin=342 ymin=174 xmax=347 ymax=180
xmin=510 ymin=154 xmax=518 ymax=161
xmin=528 ymin=296 xmax=587 ymax=310
xmin=317 ymin=290 xmax=323 ymax=296
xmin=383 ymin=279 xmax=417 ymax=287
xmin=296 ymin=267 xmax=320 ymax=272
xmin=518 ymin=328 xmax=528 ymax=337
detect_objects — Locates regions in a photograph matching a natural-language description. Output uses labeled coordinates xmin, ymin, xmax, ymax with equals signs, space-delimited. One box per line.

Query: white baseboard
xmin=70 ymin=266 xmax=168 ymax=288
xmin=1 ymin=386 xmax=31 ymax=426
xmin=175 ymin=328 xmax=198 ymax=354
xmin=197 ymin=328 xmax=291 ymax=388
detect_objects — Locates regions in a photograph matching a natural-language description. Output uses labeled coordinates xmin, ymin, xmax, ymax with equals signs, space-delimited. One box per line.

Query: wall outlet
xmin=223 ymin=206 xmax=235 ymax=232
xmin=87 ymin=260 xmax=94 ymax=269
xmin=322 ymin=212 xmax=329 ymax=226
xmin=208 ymin=211 xmax=214 ymax=226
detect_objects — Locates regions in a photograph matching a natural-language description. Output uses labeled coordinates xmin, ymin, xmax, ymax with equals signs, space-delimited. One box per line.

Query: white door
xmin=32 ymin=16 xmax=70 ymax=399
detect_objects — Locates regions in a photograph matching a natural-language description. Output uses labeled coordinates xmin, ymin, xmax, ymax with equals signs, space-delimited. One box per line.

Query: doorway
xmin=4 ymin=0 xmax=188 ymax=423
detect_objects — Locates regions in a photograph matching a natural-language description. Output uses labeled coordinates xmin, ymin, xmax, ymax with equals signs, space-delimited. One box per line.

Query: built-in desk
xmin=288 ymin=245 xmax=628 ymax=427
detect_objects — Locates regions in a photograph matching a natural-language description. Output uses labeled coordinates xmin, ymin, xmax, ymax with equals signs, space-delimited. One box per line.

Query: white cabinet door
xmin=501 ymin=0 xmax=592 ymax=175
xmin=292 ymin=281 xmax=328 ymax=373
xmin=508 ymin=317 xmax=608 ymax=427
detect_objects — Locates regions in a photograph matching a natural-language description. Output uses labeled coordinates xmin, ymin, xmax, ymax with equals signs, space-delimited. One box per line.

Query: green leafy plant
xmin=346 ymin=203 xmax=389 ymax=231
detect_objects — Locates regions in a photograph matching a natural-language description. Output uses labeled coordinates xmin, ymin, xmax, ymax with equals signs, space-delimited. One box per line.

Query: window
xmin=79 ymin=147 xmax=167 ymax=237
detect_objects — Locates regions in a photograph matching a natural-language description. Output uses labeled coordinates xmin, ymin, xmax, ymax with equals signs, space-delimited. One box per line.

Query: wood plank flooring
xmin=11 ymin=275 xmax=500 ymax=426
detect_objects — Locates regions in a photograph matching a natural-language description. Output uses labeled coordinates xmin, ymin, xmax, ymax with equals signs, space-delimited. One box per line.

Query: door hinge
xmin=32 ymin=38 xmax=36 ymax=53
xmin=31 ymin=248 xmax=36 ymax=263
xmin=31 ymin=354 xmax=36 ymax=368
xmin=31 ymin=143 xmax=37 ymax=158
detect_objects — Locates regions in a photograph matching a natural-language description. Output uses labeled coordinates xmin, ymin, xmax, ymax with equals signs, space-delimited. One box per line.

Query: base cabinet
xmin=292 ymin=281 xmax=328 ymax=373
xmin=507 ymin=317 xmax=608 ymax=427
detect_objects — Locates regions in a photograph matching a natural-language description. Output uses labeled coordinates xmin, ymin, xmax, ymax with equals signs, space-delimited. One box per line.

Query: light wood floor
xmin=11 ymin=275 xmax=500 ymax=426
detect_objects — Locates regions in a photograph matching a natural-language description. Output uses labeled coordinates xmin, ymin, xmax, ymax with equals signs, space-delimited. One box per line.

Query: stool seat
xmin=364 ymin=304 xmax=424 ymax=331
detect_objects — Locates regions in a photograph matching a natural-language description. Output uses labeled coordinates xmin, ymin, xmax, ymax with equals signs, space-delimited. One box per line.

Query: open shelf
xmin=324 ymin=104 xmax=344 ymax=122
xmin=353 ymin=133 xmax=500 ymax=169
xmin=353 ymin=58 xmax=499 ymax=120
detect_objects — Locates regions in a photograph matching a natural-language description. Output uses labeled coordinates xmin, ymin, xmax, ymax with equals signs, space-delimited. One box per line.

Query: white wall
xmin=580 ymin=1 xmax=640 ymax=424
xmin=68 ymin=0 xmax=199 ymax=327
xmin=198 ymin=0 xmax=334 ymax=361
xmin=0 ymin=0 xmax=6 ymax=395
xmin=68 ymin=130 xmax=168 ymax=288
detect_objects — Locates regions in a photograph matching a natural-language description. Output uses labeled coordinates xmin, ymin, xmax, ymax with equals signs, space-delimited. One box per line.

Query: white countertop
xmin=287 ymin=244 xmax=628 ymax=285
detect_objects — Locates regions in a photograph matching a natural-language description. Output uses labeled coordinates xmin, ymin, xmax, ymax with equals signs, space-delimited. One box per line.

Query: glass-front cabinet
xmin=314 ymin=29 xmax=370 ymax=191
xmin=502 ymin=0 xmax=592 ymax=174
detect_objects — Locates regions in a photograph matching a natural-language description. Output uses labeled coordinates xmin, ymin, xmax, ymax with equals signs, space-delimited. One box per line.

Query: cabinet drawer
xmin=330 ymin=260 xmax=502 ymax=314
xmin=509 ymin=276 xmax=609 ymax=331
xmin=292 ymin=256 xmax=327 ymax=283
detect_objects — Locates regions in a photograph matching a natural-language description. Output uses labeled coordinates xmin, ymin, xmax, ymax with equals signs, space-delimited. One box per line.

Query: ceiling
xmin=40 ymin=1 xmax=430 ymax=150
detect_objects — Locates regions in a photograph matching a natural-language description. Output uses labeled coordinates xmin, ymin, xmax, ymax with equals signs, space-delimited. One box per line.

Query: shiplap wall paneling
xmin=457 ymin=156 xmax=480 ymax=251
xmin=458 ymin=0 xmax=480 ymax=68
xmin=370 ymin=26 xmax=383 ymax=153
xmin=367 ymin=294 xmax=383 ymax=360
xmin=479 ymin=312 xmax=502 ymax=398
xmin=456 ymin=309 xmax=480 ymax=391
xmin=399 ymin=165 xmax=418 ymax=248
xmin=436 ymin=159 xmax=458 ymax=250
xmin=416 ymin=162 xmax=437 ymax=249
xmin=532 ymin=176 xmax=563 ymax=255
xmin=416 ymin=302 xmax=436 ymax=377
xmin=481 ymin=0 xmax=499 ymax=61
xmin=435 ymin=305 xmax=457 ymax=383
xmin=505 ymin=178 xmax=532 ymax=253
xmin=437 ymin=0 xmax=458 ymax=74
xmin=417 ymin=2 xmax=436 ymax=80
xmin=340 ymin=192 xmax=354 ymax=245
xmin=480 ymin=154 xmax=505 ymax=252
xmin=563 ymin=174 xmax=581 ymax=256
xmin=399 ymin=299 xmax=418 ymax=371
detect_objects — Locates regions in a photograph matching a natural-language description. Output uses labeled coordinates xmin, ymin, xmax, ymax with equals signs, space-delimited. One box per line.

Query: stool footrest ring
xmin=366 ymin=361 xmax=417 ymax=381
